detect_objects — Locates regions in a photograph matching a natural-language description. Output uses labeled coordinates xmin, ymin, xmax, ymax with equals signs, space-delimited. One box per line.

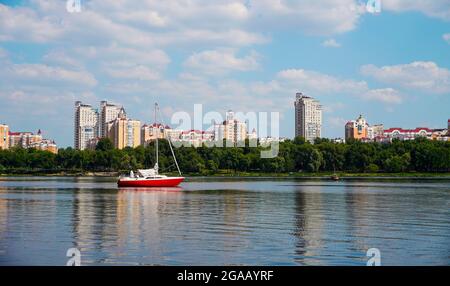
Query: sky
xmin=0 ymin=0 xmax=449 ymax=147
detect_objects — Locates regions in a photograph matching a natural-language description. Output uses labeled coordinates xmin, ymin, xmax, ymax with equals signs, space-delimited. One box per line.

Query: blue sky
xmin=0 ymin=0 xmax=449 ymax=147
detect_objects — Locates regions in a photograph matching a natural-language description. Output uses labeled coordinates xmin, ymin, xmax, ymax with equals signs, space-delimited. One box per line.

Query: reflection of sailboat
xmin=119 ymin=187 xmax=183 ymax=192
xmin=118 ymin=103 xmax=184 ymax=188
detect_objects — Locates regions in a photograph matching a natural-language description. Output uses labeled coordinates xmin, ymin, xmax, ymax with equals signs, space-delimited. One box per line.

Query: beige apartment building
xmin=100 ymin=101 xmax=122 ymax=138
xmin=107 ymin=108 xmax=140 ymax=149
xmin=294 ymin=93 xmax=322 ymax=143
xmin=0 ymin=124 xmax=9 ymax=150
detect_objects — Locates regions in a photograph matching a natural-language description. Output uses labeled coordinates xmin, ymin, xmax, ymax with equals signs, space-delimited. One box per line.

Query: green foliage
xmin=95 ymin=138 xmax=114 ymax=151
xmin=0 ymin=138 xmax=449 ymax=174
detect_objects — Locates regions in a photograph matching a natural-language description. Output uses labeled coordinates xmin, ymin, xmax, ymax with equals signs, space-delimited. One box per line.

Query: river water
xmin=0 ymin=176 xmax=449 ymax=266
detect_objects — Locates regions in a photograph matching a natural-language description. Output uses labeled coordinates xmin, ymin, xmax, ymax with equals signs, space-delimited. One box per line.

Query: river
xmin=0 ymin=177 xmax=449 ymax=265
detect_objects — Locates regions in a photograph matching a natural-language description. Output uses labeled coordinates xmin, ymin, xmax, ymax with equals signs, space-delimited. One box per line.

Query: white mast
xmin=155 ymin=102 xmax=159 ymax=174
xmin=156 ymin=104 xmax=182 ymax=176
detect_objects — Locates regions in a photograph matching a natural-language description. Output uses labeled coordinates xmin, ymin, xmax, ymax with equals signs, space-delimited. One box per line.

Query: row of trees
xmin=0 ymin=137 xmax=449 ymax=174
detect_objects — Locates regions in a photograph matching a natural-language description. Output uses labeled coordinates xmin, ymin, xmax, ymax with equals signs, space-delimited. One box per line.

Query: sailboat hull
xmin=118 ymin=177 xmax=184 ymax=188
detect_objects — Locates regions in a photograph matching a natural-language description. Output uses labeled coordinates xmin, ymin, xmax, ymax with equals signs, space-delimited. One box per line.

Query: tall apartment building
xmin=74 ymin=101 xmax=99 ymax=150
xmin=107 ymin=108 xmax=140 ymax=149
xmin=0 ymin=124 xmax=9 ymax=150
xmin=99 ymin=101 xmax=122 ymax=138
xmin=213 ymin=110 xmax=247 ymax=144
xmin=294 ymin=93 xmax=322 ymax=143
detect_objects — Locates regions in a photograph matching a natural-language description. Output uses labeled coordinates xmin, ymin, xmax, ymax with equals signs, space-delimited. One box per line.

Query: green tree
xmin=96 ymin=138 xmax=114 ymax=151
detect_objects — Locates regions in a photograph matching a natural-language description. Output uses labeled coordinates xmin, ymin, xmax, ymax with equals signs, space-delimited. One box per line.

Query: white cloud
xmin=322 ymin=39 xmax=341 ymax=48
xmin=443 ymin=33 xmax=450 ymax=44
xmin=0 ymin=47 xmax=7 ymax=58
xmin=184 ymin=49 xmax=260 ymax=75
xmin=0 ymin=4 xmax=63 ymax=42
xmin=363 ymin=88 xmax=403 ymax=104
xmin=247 ymin=0 xmax=366 ymax=35
xmin=0 ymin=63 xmax=97 ymax=88
xmin=277 ymin=69 xmax=368 ymax=94
xmin=383 ymin=0 xmax=450 ymax=21
xmin=361 ymin=61 xmax=450 ymax=94
xmin=104 ymin=63 xmax=160 ymax=81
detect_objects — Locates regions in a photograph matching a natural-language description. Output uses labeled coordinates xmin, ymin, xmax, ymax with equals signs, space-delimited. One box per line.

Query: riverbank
xmin=1 ymin=170 xmax=450 ymax=179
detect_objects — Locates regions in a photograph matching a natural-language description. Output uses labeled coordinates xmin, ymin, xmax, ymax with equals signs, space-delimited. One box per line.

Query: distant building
xmin=107 ymin=107 xmax=140 ymax=149
xmin=367 ymin=124 xmax=384 ymax=140
xmin=179 ymin=130 xmax=214 ymax=147
xmin=9 ymin=130 xmax=42 ymax=148
xmin=29 ymin=139 xmax=58 ymax=154
xmin=8 ymin=129 xmax=57 ymax=153
xmin=331 ymin=138 xmax=345 ymax=144
xmin=345 ymin=115 xmax=368 ymax=140
xmin=141 ymin=123 xmax=167 ymax=145
xmin=247 ymin=128 xmax=258 ymax=141
xmin=86 ymin=137 xmax=100 ymax=150
xmin=99 ymin=101 xmax=122 ymax=138
xmin=213 ymin=110 xmax=247 ymax=144
xmin=383 ymin=127 xmax=433 ymax=141
xmin=74 ymin=101 xmax=99 ymax=150
xmin=294 ymin=93 xmax=322 ymax=143
xmin=259 ymin=137 xmax=286 ymax=145
xmin=0 ymin=124 xmax=9 ymax=150
xmin=165 ymin=128 xmax=183 ymax=142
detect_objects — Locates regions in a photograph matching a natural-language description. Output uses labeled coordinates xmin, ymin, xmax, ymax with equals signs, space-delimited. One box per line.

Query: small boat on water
xmin=330 ymin=174 xmax=340 ymax=181
xmin=118 ymin=103 xmax=184 ymax=188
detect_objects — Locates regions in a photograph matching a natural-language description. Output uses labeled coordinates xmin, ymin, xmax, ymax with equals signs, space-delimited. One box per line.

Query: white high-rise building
xmin=213 ymin=110 xmax=248 ymax=144
xmin=74 ymin=101 xmax=99 ymax=150
xmin=294 ymin=93 xmax=322 ymax=143
xmin=100 ymin=101 xmax=122 ymax=138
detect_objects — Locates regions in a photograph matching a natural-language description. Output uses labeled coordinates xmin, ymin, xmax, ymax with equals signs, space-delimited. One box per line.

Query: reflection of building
xmin=107 ymin=108 xmax=141 ymax=149
xmin=100 ymin=101 xmax=122 ymax=138
xmin=294 ymin=93 xmax=322 ymax=143
xmin=74 ymin=101 xmax=99 ymax=150
xmin=213 ymin=110 xmax=247 ymax=144
xmin=0 ymin=124 xmax=9 ymax=150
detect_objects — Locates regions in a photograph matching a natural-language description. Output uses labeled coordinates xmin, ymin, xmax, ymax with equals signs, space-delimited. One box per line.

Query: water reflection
xmin=0 ymin=177 xmax=449 ymax=265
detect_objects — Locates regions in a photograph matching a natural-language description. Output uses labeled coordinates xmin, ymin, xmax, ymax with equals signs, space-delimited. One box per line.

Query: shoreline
xmin=1 ymin=171 xmax=450 ymax=180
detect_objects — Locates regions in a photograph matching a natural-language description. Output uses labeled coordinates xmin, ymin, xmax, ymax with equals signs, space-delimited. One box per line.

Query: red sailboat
xmin=118 ymin=103 xmax=184 ymax=188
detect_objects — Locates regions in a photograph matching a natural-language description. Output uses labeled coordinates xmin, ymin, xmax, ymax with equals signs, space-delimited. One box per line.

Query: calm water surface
xmin=0 ymin=177 xmax=449 ymax=266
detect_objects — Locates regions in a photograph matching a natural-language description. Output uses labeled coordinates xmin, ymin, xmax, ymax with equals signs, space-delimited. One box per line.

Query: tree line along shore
xmin=0 ymin=137 xmax=449 ymax=176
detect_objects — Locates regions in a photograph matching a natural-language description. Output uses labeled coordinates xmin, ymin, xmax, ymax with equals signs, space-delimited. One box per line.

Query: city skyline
xmin=0 ymin=1 xmax=449 ymax=147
